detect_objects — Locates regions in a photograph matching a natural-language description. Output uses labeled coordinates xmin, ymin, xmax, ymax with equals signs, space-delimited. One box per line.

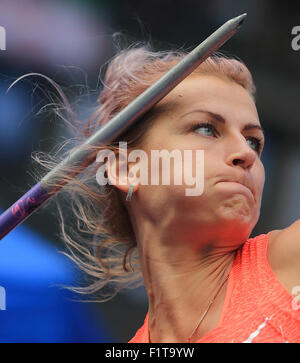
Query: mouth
xmin=216 ymin=177 xmax=255 ymax=202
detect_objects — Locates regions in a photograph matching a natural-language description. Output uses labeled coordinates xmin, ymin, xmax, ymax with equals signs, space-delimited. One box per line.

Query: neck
xmin=137 ymin=225 xmax=240 ymax=343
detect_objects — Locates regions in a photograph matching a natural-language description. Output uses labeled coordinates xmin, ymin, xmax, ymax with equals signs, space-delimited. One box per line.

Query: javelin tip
xmin=233 ymin=13 xmax=247 ymax=28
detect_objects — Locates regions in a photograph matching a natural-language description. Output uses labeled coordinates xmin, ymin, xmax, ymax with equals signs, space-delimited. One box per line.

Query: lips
xmin=216 ymin=176 xmax=255 ymax=202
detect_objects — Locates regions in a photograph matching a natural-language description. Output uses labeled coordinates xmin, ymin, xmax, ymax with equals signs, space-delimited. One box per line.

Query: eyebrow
xmin=180 ymin=109 xmax=265 ymax=136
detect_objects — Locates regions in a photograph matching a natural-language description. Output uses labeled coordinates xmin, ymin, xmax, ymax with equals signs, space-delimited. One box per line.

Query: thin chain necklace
xmin=186 ymin=275 xmax=229 ymax=343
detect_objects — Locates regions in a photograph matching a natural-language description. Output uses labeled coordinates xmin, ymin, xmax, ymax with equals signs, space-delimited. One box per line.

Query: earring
xmin=126 ymin=184 xmax=134 ymax=201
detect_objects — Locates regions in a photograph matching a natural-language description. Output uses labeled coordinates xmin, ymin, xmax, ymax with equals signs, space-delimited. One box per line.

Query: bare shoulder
xmin=267 ymin=219 xmax=300 ymax=292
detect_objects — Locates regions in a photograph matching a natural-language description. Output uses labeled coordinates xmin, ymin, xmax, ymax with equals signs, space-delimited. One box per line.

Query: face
xmin=126 ymin=75 xmax=265 ymax=246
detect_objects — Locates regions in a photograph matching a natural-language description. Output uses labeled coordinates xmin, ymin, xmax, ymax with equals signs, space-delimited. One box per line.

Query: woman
xmin=38 ymin=45 xmax=300 ymax=343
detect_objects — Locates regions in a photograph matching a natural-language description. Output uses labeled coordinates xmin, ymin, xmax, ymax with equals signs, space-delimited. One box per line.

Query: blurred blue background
xmin=0 ymin=210 xmax=116 ymax=342
xmin=0 ymin=0 xmax=299 ymax=342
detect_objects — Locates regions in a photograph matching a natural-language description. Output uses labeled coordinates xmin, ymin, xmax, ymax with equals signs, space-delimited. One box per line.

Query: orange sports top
xmin=129 ymin=232 xmax=300 ymax=343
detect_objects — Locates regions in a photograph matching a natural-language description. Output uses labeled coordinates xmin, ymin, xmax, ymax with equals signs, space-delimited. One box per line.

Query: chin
xmin=219 ymin=195 xmax=254 ymax=217
xmin=220 ymin=210 xmax=254 ymax=226
xmin=216 ymin=202 xmax=256 ymax=232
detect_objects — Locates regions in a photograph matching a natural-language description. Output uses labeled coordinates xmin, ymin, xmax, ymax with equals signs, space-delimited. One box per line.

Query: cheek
xmin=256 ymin=164 xmax=265 ymax=195
xmin=201 ymin=149 xmax=221 ymax=181
xmin=251 ymin=164 xmax=265 ymax=211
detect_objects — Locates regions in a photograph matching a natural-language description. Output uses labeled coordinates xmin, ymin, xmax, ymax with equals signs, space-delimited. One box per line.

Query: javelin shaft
xmin=0 ymin=13 xmax=247 ymax=240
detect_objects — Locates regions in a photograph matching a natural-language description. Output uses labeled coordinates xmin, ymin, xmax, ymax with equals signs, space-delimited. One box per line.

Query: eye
xmin=191 ymin=122 xmax=217 ymax=137
xmin=246 ymin=136 xmax=262 ymax=154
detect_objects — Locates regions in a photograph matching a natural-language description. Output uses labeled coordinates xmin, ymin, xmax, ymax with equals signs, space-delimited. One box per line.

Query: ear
xmin=106 ymin=151 xmax=139 ymax=195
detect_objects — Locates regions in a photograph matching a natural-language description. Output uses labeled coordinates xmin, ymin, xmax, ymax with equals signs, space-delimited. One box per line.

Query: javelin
xmin=0 ymin=13 xmax=247 ymax=240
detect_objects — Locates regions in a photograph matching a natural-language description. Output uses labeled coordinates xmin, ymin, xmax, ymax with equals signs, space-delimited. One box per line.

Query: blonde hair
xmin=33 ymin=44 xmax=256 ymax=302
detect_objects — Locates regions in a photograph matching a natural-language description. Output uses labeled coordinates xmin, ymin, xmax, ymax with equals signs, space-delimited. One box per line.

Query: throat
xmin=148 ymin=273 xmax=230 ymax=343
xmin=147 ymin=250 xmax=236 ymax=343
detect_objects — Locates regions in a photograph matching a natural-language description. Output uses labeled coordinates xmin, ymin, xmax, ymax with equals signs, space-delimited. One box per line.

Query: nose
xmin=225 ymin=134 xmax=256 ymax=169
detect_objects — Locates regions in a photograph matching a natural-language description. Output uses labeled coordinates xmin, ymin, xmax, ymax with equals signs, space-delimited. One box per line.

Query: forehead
xmin=155 ymin=75 xmax=259 ymax=122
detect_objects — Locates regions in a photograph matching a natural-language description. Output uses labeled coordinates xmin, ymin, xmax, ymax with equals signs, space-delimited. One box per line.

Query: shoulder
xmin=267 ymin=219 xmax=300 ymax=290
xmin=268 ymin=219 xmax=300 ymax=268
